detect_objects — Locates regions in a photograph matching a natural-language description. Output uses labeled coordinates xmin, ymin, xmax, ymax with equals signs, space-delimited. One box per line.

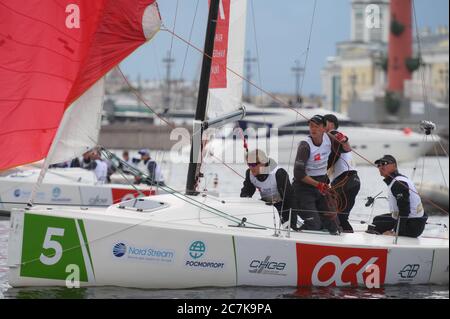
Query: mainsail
xmin=0 ymin=0 xmax=161 ymax=170
xmin=207 ymin=0 xmax=247 ymax=119
xmin=202 ymin=0 xmax=247 ymax=164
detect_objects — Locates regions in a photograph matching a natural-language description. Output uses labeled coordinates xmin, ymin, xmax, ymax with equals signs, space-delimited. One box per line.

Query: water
xmin=0 ymin=156 xmax=448 ymax=299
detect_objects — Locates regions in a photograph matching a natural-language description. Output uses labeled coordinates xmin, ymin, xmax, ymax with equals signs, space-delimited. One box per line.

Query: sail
xmin=207 ymin=0 xmax=247 ymax=118
xmin=0 ymin=0 xmax=161 ymax=170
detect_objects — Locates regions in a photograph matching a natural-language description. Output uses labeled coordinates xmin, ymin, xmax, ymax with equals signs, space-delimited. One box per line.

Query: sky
xmin=120 ymin=0 xmax=449 ymax=96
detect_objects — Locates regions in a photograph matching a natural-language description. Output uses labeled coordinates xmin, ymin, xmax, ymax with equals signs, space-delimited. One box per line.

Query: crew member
xmin=241 ymin=149 xmax=299 ymax=230
xmin=136 ymin=149 xmax=165 ymax=186
xmin=87 ymin=150 xmax=108 ymax=184
xmin=367 ymin=155 xmax=427 ymax=238
xmin=293 ymin=115 xmax=347 ymax=235
xmin=324 ymin=114 xmax=361 ymax=233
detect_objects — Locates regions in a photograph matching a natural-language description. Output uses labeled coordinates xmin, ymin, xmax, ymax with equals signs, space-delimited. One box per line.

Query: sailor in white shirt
xmin=86 ymin=150 xmax=108 ymax=184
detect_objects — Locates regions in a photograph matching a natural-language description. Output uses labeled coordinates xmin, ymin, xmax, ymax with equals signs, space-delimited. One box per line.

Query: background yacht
xmin=204 ymin=104 xmax=438 ymax=166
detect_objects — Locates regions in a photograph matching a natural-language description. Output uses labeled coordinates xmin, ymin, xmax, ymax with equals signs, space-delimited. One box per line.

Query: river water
xmin=0 ymin=156 xmax=448 ymax=299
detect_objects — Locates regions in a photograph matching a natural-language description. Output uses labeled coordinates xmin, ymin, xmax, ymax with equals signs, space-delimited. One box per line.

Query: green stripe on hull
xmin=77 ymin=219 xmax=95 ymax=279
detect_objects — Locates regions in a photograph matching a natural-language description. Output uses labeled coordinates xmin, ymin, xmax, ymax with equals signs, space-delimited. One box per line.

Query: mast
xmin=185 ymin=0 xmax=221 ymax=195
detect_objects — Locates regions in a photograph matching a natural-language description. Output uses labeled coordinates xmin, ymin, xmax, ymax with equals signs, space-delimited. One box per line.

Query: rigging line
xmin=281 ymin=0 xmax=318 ymax=212
xmin=161 ymin=6 xmax=380 ymax=170
xmin=116 ymin=66 xmax=175 ymax=128
xmin=158 ymin=183 xmax=269 ymax=228
xmin=160 ymin=186 xmax=243 ymax=224
xmin=411 ymin=134 xmax=427 ymax=181
xmin=420 ymin=135 xmax=427 ymax=193
xmin=169 ymin=0 xmax=180 ymax=56
xmin=412 ymin=0 xmax=431 ymax=121
xmin=249 ymin=0 xmax=266 ymax=126
xmin=430 ymin=134 xmax=449 ymax=189
xmin=99 ymin=148 xmax=146 ymax=198
xmin=117 ymin=60 xmax=246 ymax=182
xmin=435 ymin=135 xmax=449 ymax=158
xmin=171 ymin=0 xmax=200 ymax=110
xmin=160 ymin=25 xmax=308 ymax=121
xmin=161 ymin=22 xmax=384 ymax=169
xmin=157 ymin=0 xmax=180 ymax=169
xmin=146 ymin=17 xmax=441 ymax=207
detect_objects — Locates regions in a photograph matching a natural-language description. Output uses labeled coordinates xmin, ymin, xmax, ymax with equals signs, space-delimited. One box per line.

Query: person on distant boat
xmin=367 ymin=155 xmax=428 ymax=238
xmin=293 ymin=115 xmax=348 ymax=235
xmin=86 ymin=150 xmax=108 ymax=184
xmin=324 ymin=114 xmax=361 ymax=233
xmin=80 ymin=150 xmax=93 ymax=169
xmin=118 ymin=150 xmax=139 ymax=174
xmin=135 ymin=149 xmax=165 ymax=186
xmin=69 ymin=156 xmax=81 ymax=168
xmin=240 ymin=149 xmax=300 ymax=231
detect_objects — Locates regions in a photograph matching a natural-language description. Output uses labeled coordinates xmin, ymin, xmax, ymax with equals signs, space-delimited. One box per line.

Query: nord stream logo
xmin=112 ymin=242 xmax=174 ymax=263
xmin=113 ymin=243 xmax=127 ymax=257
xmin=185 ymin=240 xmax=225 ymax=269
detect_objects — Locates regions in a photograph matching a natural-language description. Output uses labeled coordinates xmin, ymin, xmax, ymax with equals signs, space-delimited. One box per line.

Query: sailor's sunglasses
xmin=248 ymin=162 xmax=259 ymax=168
xmin=376 ymin=161 xmax=391 ymax=167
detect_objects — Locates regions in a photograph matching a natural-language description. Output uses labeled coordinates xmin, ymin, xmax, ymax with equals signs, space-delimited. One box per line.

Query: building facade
xmin=321 ymin=0 xmax=449 ymax=114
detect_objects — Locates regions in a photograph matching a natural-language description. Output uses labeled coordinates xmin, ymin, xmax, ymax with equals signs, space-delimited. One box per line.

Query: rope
xmin=430 ymin=134 xmax=449 ymax=189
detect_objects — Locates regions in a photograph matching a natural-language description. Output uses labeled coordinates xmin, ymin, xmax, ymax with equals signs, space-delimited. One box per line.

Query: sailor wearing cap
xmin=367 ymin=155 xmax=427 ymax=237
xmin=293 ymin=114 xmax=344 ymax=235
xmin=241 ymin=149 xmax=299 ymax=231
xmin=324 ymin=114 xmax=361 ymax=233
xmin=136 ymin=149 xmax=165 ymax=186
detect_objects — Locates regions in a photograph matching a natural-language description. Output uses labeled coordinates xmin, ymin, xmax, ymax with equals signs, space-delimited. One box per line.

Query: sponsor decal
xmin=249 ymin=256 xmax=287 ymax=276
xmin=296 ymin=243 xmax=387 ymax=287
xmin=50 ymin=186 xmax=71 ymax=203
xmin=111 ymin=188 xmax=154 ymax=203
xmin=52 ymin=187 xmax=61 ymax=198
xmin=209 ymin=0 xmax=230 ymax=88
xmin=20 ymin=214 xmax=94 ymax=282
xmin=185 ymin=240 xmax=225 ymax=269
xmin=189 ymin=241 xmax=206 ymax=259
xmin=13 ymin=189 xmax=21 ymax=197
xmin=88 ymin=195 xmax=109 ymax=205
xmin=112 ymin=242 xmax=174 ymax=263
xmin=398 ymin=264 xmax=419 ymax=281
xmin=113 ymin=243 xmax=126 ymax=257
xmin=314 ymin=154 xmax=321 ymax=161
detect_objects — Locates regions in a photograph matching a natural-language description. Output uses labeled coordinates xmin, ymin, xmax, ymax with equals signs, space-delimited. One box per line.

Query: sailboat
xmin=4 ymin=0 xmax=448 ymax=289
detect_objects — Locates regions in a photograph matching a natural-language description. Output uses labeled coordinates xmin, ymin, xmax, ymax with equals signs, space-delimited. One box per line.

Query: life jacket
xmin=94 ymin=159 xmax=108 ymax=184
xmin=139 ymin=159 xmax=164 ymax=182
xmin=249 ymin=165 xmax=282 ymax=203
xmin=388 ymin=175 xmax=424 ymax=219
xmin=329 ymin=151 xmax=356 ymax=182
xmin=304 ymin=133 xmax=331 ymax=177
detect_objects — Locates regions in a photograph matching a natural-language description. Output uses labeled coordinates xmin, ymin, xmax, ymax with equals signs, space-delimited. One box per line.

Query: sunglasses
xmin=248 ymin=162 xmax=259 ymax=168
xmin=376 ymin=161 xmax=392 ymax=167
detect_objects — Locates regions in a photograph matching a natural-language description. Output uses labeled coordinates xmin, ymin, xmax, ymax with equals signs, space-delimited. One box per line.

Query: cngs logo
xmin=296 ymin=244 xmax=387 ymax=288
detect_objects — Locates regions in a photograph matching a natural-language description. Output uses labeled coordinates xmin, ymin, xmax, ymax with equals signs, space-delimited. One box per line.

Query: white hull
xmin=0 ymin=168 xmax=158 ymax=212
xmin=7 ymin=194 xmax=449 ymax=289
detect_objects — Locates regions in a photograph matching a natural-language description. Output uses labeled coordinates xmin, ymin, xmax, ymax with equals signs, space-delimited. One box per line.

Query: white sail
xmin=46 ymin=79 xmax=105 ymax=165
xmin=207 ymin=0 xmax=247 ymax=118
